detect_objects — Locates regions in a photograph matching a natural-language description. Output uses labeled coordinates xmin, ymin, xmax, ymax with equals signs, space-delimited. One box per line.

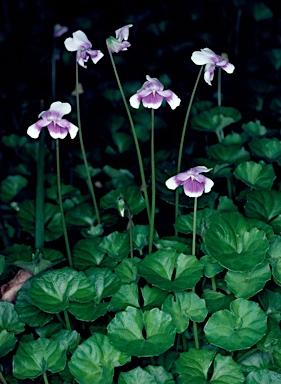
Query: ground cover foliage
xmin=1 ymin=0 xmax=281 ymax=383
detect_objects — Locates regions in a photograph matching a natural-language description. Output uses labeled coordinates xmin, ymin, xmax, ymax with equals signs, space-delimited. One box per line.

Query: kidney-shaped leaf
xmin=204 ymin=298 xmax=267 ymax=351
xmin=204 ymin=212 xmax=268 ymax=271
xmin=191 ymin=106 xmax=241 ymax=133
xmin=138 ymin=250 xmax=203 ymax=291
xmin=162 ymin=292 xmax=207 ymax=333
xmin=234 ymin=161 xmax=275 ymax=190
xmin=13 ymin=338 xmax=66 ymax=379
xmin=245 ymin=190 xmax=281 ymax=223
xmin=29 ymin=267 xmax=95 ymax=313
xmin=245 ymin=369 xmax=281 ymax=384
xmin=108 ymin=306 xmax=176 ymax=357
xmin=176 ymin=349 xmax=244 ymax=384
xmin=69 ymin=333 xmax=130 ymax=384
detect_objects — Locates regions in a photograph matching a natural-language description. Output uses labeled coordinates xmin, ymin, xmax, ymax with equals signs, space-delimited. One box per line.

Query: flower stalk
xmin=56 ymin=139 xmax=73 ymax=268
xmin=35 ymin=125 xmax=45 ymax=250
xmin=149 ymin=109 xmax=155 ymax=254
xmin=106 ymin=43 xmax=151 ymax=223
xmin=75 ymin=62 xmax=101 ymax=225
xmin=118 ymin=197 xmax=134 ymax=259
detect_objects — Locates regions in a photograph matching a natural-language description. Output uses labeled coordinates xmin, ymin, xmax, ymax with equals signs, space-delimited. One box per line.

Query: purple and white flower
xmin=27 ymin=101 xmax=78 ymax=140
xmin=53 ymin=24 xmax=68 ymax=38
xmin=107 ymin=24 xmax=133 ymax=53
xmin=191 ymin=48 xmax=235 ymax=86
xmin=64 ymin=30 xmax=104 ymax=68
xmin=129 ymin=75 xmax=181 ymax=110
xmin=165 ymin=166 xmax=214 ymax=198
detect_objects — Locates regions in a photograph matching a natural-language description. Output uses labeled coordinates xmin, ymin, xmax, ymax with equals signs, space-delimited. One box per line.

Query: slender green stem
xmin=149 ymin=109 xmax=155 ymax=254
xmin=236 ymin=347 xmax=259 ymax=364
xmin=63 ymin=309 xmax=72 ymax=330
xmin=175 ymin=66 xmax=204 ymax=224
xmin=192 ymin=196 xmax=199 ymax=349
xmin=0 ymin=371 xmax=8 ymax=384
xmin=56 ymin=313 xmax=67 ymax=328
xmin=56 ymin=139 xmax=73 ymax=268
xmin=75 ymin=62 xmax=101 ymax=225
xmin=182 ymin=332 xmax=188 ymax=352
xmin=218 ymin=67 xmax=222 ymax=107
xmin=192 ymin=197 xmax=198 ymax=256
xmin=43 ymin=372 xmax=50 ymax=384
xmin=211 ymin=276 xmax=217 ymax=291
xmin=35 ymin=129 xmax=45 ymax=250
xmin=193 ymin=321 xmax=200 ymax=349
xmin=119 ymin=198 xmax=134 ymax=258
xmin=106 ymin=43 xmax=151 ymax=223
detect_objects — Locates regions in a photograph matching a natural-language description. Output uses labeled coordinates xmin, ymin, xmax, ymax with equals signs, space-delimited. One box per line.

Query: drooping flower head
xmin=107 ymin=24 xmax=133 ymax=53
xmin=129 ymin=75 xmax=181 ymax=110
xmin=191 ymin=48 xmax=235 ymax=86
xmin=27 ymin=101 xmax=78 ymax=140
xmin=53 ymin=24 xmax=68 ymax=38
xmin=64 ymin=30 xmax=104 ymax=68
xmin=165 ymin=166 xmax=214 ymax=198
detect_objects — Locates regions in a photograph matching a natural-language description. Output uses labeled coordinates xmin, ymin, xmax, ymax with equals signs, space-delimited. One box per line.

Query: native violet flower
xmin=191 ymin=48 xmax=234 ymax=86
xmin=129 ymin=75 xmax=181 ymax=110
xmin=64 ymin=30 xmax=104 ymax=68
xmin=27 ymin=101 xmax=78 ymax=140
xmin=107 ymin=24 xmax=133 ymax=53
xmin=165 ymin=166 xmax=214 ymax=198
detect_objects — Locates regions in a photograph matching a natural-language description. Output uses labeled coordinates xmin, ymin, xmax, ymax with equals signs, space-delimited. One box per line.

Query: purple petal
xmin=183 ymin=178 xmax=205 ymax=197
xmin=158 ymin=90 xmax=181 ymax=110
xmin=115 ymin=24 xmax=133 ymax=41
xmin=165 ymin=175 xmax=181 ymax=190
xmin=107 ymin=38 xmax=131 ymax=53
xmin=87 ymin=49 xmax=104 ymax=64
xmin=220 ymin=62 xmax=235 ymax=74
xmin=58 ymin=119 xmax=79 ymax=139
xmin=54 ymin=24 xmax=68 ymax=38
xmin=47 ymin=122 xmax=68 ymax=139
xmin=142 ymin=93 xmax=163 ymax=109
xmin=204 ymin=64 xmax=216 ymax=86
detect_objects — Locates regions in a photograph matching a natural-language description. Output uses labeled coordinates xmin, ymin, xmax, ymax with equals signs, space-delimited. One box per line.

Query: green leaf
xmin=162 ymin=292 xmax=207 ymax=333
xmin=202 ymin=290 xmax=235 ymax=314
xmin=29 ymin=267 xmax=95 ymax=313
xmin=84 ymin=266 xmax=120 ymax=302
xmin=115 ymin=258 xmax=139 ymax=283
xmin=100 ymin=186 xmax=146 ymax=216
xmin=17 ymin=201 xmax=64 ymax=242
xmin=138 ymin=250 xmax=203 ymax=291
xmin=249 ymin=138 xmax=281 ymax=162
xmin=174 ymin=208 xmax=217 ymax=235
xmin=0 ymin=330 xmax=18 ymax=357
xmin=109 ymin=283 xmax=140 ymax=311
xmin=98 ymin=231 xmax=130 ymax=261
xmin=13 ymin=338 xmax=66 ymax=379
xmin=112 ymin=132 xmax=133 ymax=153
xmin=191 ymin=106 xmax=242 ymax=133
xmin=108 ymin=306 xmax=176 ymax=357
xmin=204 ymin=212 xmax=268 ymax=271
xmin=68 ymin=301 xmax=109 ymax=322
xmin=245 ymin=369 xmax=281 ymax=384
xmin=204 ymin=298 xmax=267 ymax=351
xmin=201 ymin=255 xmax=224 ymax=278
xmin=144 ymin=365 xmax=175 ymax=384
xmin=207 ymin=143 xmax=250 ymax=164
xmin=242 ymin=120 xmax=267 ymax=136
xmin=154 ymin=238 xmax=190 ymax=254
xmin=132 ymin=225 xmax=150 ymax=253
xmin=176 ymin=349 xmax=244 ymax=384
xmin=234 ymin=161 xmax=275 ymax=190
xmin=0 ymin=175 xmax=28 ymax=203
xmin=245 ymin=190 xmax=281 ymax=223
xmin=65 ymin=203 xmax=95 ymax=227
xmin=239 ymin=349 xmax=275 ymax=374
xmin=258 ymin=289 xmax=281 ymax=321
xmin=225 ymin=261 xmax=271 ymax=299
xmin=141 ymin=286 xmax=169 ymax=310
xmin=15 ymin=279 xmax=54 ymax=327
xmin=118 ymin=367 xmax=157 ymax=384
xmin=72 ymin=238 xmax=105 ymax=270
xmin=68 ymin=333 xmax=130 ymax=384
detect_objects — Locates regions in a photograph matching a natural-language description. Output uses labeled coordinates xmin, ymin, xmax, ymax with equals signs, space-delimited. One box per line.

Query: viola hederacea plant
xmin=2 ymin=11 xmax=281 ymax=384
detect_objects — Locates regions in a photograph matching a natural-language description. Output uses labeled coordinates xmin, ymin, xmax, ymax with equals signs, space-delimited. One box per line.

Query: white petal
xmin=64 ymin=37 xmax=79 ymax=51
xmin=129 ymin=94 xmax=141 ymax=109
xmin=27 ymin=124 xmax=41 ymax=139
xmin=68 ymin=123 xmax=79 ymax=139
xmin=165 ymin=176 xmax=179 ymax=190
xmin=50 ymin=101 xmax=71 ymax=116
xmin=204 ymin=177 xmax=214 ymax=193
xmin=223 ymin=62 xmax=235 ymax=74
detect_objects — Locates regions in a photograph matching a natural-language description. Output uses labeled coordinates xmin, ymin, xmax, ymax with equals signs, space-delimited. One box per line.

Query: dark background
xmin=1 ymin=0 xmax=281 ymax=172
